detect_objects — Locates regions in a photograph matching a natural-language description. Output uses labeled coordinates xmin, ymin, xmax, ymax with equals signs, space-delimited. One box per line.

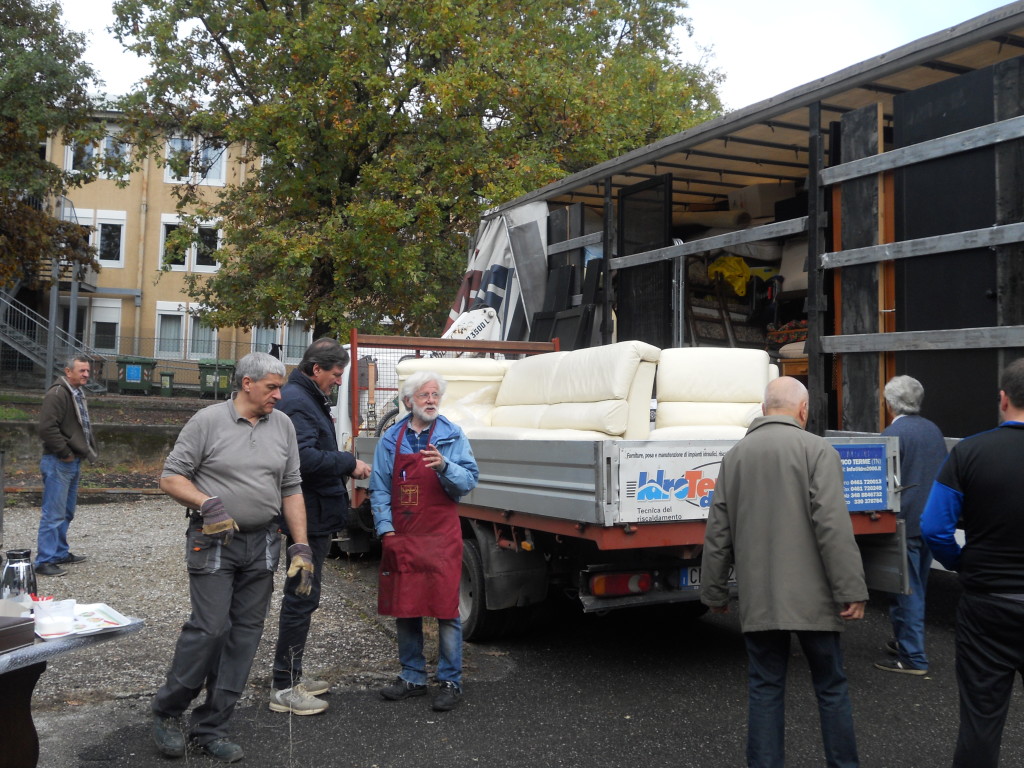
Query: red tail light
xmin=589 ymin=572 xmax=653 ymax=597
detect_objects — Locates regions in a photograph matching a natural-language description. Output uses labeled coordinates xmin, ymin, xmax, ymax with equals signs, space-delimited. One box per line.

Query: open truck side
xmin=340 ymin=335 xmax=904 ymax=641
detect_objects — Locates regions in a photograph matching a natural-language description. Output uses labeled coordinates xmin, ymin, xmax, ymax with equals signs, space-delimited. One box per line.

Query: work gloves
xmin=287 ymin=542 xmax=315 ymax=596
xmin=200 ymin=497 xmax=239 ymax=545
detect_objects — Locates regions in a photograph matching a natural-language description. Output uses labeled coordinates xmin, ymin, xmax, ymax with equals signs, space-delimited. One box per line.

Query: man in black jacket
xmin=268 ymin=338 xmax=371 ymax=715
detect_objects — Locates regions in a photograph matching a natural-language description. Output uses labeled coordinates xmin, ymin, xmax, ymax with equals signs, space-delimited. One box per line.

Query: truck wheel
xmin=375 ymin=408 xmax=400 ymax=437
xmin=460 ymin=539 xmax=513 ymax=642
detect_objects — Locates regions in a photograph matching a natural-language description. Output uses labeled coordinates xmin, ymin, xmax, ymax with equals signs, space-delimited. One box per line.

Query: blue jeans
xmin=745 ymin=630 xmax=859 ymax=768
xmin=889 ymin=535 xmax=932 ymax=669
xmin=395 ymin=616 xmax=462 ymax=688
xmin=36 ymin=454 xmax=81 ymax=566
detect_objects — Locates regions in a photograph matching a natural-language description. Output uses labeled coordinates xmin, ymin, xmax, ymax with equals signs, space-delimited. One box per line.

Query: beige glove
xmin=286 ymin=542 xmax=315 ymax=596
xmin=200 ymin=497 xmax=240 ymax=545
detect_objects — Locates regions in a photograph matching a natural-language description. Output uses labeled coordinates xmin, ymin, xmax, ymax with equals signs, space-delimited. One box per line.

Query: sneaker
xmin=874 ymin=658 xmax=927 ymax=675
xmin=198 ymin=737 xmax=244 ymax=763
xmin=299 ymin=678 xmax=330 ymax=696
xmin=269 ymin=684 xmax=329 ymax=715
xmin=380 ymin=676 xmax=427 ymax=701
xmin=58 ymin=552 xmax=88 ymax=564
xmin=432 ymin=681 xmax=462 ymax=712
xmin=885 ymin=639 xmax=899 ymax=655
xmin=152 ymin=714 xmax=185 ymax=758
xmin=35 ymin=562 xmax=67 ymax=577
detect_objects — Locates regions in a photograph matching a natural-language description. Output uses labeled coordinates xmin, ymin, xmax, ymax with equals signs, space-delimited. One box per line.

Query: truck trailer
xmin=336 ymin=6 xmax=1024 ymax=638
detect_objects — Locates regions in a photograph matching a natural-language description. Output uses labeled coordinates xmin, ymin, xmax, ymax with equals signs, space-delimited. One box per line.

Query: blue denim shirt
xmin=369 ymin=414 xmax=479 ymax=537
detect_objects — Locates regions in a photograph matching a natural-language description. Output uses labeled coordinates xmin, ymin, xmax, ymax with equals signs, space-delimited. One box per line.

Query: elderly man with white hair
xmin=370 ymin=370 xmax=479 ymax=712
xmin=875 ymin=375 xmax=946 ymax=676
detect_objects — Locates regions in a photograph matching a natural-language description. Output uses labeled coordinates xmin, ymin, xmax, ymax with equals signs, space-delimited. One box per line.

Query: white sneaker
xmin=300 ymin=678 xmax=330 ymax=696
xmin=268 ymin=684 xmax=329 ymax=715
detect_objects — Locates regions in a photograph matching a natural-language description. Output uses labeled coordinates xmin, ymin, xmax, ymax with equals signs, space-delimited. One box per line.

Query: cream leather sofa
xmin=649 ymin=347 xmax=778 ymax=440
xmin=395 ymin=340 xmax=660 ymax=440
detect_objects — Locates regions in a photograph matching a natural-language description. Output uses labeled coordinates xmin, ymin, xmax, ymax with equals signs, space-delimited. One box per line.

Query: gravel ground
xmin=1 ymin=494 xmax=398 ymax=710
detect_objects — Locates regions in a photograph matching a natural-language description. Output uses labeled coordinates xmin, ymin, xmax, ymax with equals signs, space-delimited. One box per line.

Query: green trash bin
xmin=198 ymin=359 xmax=235 ymax=399
xmin=116 ymin=356 xmax=157 ymax=395
xmin=159 ymin=371 xmax=175 ymax=397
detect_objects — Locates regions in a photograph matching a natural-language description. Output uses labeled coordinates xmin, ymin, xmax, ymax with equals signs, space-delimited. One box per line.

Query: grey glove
xmin=200 ymin=497 xmax=239 ymax=545
xmin=287 ymin=542 xmax=315 ymax=597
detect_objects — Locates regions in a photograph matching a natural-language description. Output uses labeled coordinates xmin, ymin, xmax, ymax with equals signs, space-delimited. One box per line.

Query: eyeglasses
xmin=412 ymin=391 xmax=441 ymax=402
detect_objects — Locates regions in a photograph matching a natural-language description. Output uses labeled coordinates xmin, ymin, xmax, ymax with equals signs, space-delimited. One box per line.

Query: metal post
xmin=601 ymin=177 xmax=613 ymax=345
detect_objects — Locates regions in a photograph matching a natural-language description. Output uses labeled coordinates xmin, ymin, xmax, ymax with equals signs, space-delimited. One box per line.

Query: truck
xmin=339 ymin=335 xmax=903 ymax=640
xmin=336 ymin=5 xmax=1024 ymax=638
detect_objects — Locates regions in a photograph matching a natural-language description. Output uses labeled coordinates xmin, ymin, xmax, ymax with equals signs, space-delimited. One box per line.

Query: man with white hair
xmin=370 ymin=370 xmax=479 ymax=712
xmin=875 ymin=375 xmax=946 ymax=675
xmin=701 ymin=376 xmax=868 ymax=768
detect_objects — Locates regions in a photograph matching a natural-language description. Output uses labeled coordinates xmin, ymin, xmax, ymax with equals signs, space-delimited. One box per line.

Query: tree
xmin=112 ymin=0 xmax=722 ymax=335
xmin=0 ymin=0 xmax=113 ymax=290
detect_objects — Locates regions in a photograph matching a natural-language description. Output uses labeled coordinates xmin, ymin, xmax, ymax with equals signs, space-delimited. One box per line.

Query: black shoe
xmin=432 ymin=681 xmax=462 ymax=712
xmin=885 ymin=639 xmax=899 ymax=655
xmin=152 ymin=714 xmax=185 ymax=758
xmin=36 ymin=562 xmax=67 ymax=577
xmin=874 ymin=658 xmax=927 ymax=676
xmin=58 ymin=552 xmax=87 ymax=564
xmin=380 ymin=677 xmax=427 ymax=701
xmin=199 ymin=738 xmax=244 ymax=763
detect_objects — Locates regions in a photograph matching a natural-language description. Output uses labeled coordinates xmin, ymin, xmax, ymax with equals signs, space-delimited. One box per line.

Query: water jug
xmin=1 ymin=549 xmax=37 ymax=601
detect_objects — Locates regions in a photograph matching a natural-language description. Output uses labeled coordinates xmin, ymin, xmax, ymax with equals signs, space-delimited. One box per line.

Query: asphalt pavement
xmin=28 ymin=562 xmax=1024 ymax=768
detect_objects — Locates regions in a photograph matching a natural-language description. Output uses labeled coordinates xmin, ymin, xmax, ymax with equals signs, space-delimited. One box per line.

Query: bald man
xmin=701 ymin=376 xmax=868 ymax=768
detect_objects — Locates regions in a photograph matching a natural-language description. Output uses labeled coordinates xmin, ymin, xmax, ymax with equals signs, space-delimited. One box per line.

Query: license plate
xmin=679 ymin=566 xmax=734 ymax=588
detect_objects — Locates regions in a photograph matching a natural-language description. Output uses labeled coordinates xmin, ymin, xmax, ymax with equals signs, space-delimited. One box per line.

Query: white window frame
xmin=94 ymin=210 xmax=127 ymax=268
xmin=165 ymin=135 xmax=227 ymax=187
xmin=250 ymin=319 xmax=310 ymax=363
xmin=284 ymin=319 xmax=311 ymax=364
xmin=192 ymin=221 xmax=221 ymax=274
xmin=187 ymin=312 xmax=218 ymax=361
xmin=155 ymin=301 xmax=187 ymax=359
xmin=160 ymin=214 xmax=187 ymax=272
xmin=89 ymin=298 xmax=122 ymax=354
xmin=64 ymin=124 xmax=129 ymax=175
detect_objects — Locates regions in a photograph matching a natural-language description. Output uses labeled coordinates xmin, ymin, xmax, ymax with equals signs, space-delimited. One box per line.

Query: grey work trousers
xmin=152 ymin=523 xmax=282 ymax=745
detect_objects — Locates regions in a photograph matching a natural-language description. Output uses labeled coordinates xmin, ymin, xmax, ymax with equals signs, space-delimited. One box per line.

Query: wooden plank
xmin=839 ymin=103 xmax=883 ymax=432
xmin=547 ymin=232 xmax=602 ymax=256
xmin=820 ymin=113 xmax=1024 ymax=186
xmin=610 ymin=217 xmax=807 ymax=270
xmin=822 ymin=326 xmax=1024 ymax=353
xmin=820 ymin=222 xmax=1024 ymax=268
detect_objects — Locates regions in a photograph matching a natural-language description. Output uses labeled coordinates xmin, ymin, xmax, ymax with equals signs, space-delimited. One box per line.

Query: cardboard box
xmin=0 ymin=616 xmax=35 ymax=654
xmin=728 ymin=182 xmax=797 ymax=218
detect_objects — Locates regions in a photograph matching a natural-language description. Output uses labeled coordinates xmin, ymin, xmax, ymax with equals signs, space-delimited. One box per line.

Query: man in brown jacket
xmin=701 ymin=376 xmax=868 ymax=768
xmin=36 ymin=355 xmax=98 ymax=576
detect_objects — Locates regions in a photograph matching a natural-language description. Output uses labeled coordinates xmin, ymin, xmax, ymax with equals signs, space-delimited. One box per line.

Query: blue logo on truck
xmin=631 ymin=462 xmax=720 ymax=508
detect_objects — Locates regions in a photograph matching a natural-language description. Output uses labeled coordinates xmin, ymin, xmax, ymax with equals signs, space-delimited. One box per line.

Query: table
xmin=0 ymin=618 xmax=144 ymax=768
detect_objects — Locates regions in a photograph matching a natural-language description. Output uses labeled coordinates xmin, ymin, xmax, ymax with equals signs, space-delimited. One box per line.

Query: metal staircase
xmin=0 ymin=290 xmax=108 ymax=393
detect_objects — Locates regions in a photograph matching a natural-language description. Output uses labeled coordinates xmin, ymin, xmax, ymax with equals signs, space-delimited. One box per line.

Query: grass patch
xmin=0 ymin=405 xmax=32 ymax=420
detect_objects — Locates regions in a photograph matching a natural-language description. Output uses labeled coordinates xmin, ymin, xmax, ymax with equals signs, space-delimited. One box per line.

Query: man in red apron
xmin=370 ymin=371 xmax=479 ymax=711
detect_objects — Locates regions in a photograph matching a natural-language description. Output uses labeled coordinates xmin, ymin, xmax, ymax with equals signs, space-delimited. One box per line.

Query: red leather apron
xmin=377 ymin=421 xmax=462 ymax=619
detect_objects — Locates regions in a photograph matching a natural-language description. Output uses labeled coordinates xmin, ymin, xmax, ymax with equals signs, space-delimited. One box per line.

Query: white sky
xmin=61 ymin=0 xmax=1014 ymax=107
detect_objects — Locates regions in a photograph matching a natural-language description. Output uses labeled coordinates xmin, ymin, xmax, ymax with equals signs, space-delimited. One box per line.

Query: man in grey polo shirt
xmin=150 ymin=352 xmax=314 ymax=764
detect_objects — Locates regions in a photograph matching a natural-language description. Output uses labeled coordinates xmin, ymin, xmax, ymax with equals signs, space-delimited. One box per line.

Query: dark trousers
xmin=744 ymin=630 xmax=859 ymax=768
xmin=152 ymin=525 xmax=281 ymax=745
xmin=954 ymin=591 xmax=1024 ymax=768
xmin=272 ymin=533 xmax=331 ymax=689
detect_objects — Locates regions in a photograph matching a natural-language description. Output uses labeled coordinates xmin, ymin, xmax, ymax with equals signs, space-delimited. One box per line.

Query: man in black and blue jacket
xmin=269 ymin=338 xmax=371 ymax=716
xmin=922 ymin=357 xmax=1024 ymax=768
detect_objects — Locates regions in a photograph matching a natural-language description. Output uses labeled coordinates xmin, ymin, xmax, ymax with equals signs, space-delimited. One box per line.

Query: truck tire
xmin=460 ymin=539 xmax=514 ymax=642
xmin=375 ymin=408 xmax=400 ymax=437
